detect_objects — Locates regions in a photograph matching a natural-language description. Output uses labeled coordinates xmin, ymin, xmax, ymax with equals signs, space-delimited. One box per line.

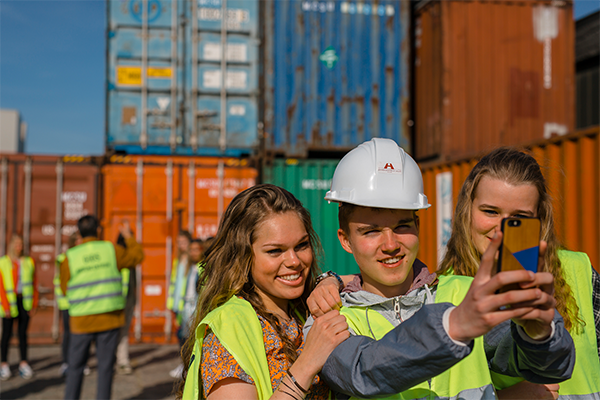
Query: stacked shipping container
xmin=414 ymin=0 xmax=575 ymax=162
xmin=106 ymin=0 xmax=412 ymax=157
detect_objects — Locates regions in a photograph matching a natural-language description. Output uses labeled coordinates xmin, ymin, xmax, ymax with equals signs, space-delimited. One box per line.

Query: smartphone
xmin=497 ymin=217 xmax=541 ymax=276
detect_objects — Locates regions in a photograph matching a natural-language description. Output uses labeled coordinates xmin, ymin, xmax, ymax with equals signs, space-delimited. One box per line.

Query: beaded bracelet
xmin=286 ymin=369 xmax=309 ymax=394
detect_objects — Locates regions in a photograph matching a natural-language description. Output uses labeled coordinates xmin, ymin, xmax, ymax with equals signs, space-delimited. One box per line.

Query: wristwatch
xmin=315 ymin=270 xmax=344 ymax=291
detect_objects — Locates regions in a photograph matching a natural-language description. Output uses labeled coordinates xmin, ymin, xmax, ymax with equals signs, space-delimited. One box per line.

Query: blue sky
xmin=1 ymin=0 xmax=599 ymax=155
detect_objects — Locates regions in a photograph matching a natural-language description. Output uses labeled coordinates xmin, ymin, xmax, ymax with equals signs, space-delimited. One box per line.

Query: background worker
xmin=169 ymin=238 xmax=205 ymax=379
xmin=115 ymin=228 xmax=143 ymax=375
xmin=54 ymin=231 xmax=90 ymax=378
xmin=60 ymin=216 xmax=143 ymax=400
xmin=0 ymin=235 xmax=38 ymax=381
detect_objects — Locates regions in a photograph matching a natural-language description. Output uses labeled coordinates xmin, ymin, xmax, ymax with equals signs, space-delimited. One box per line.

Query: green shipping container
xmin=262 ymin=159 xmax=359 ymax=276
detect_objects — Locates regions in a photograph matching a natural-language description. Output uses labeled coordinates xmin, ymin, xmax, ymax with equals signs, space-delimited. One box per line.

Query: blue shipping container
xmin=106 ymin=0 xmax=260 ymax=156
xmin=263 ymin=0 xmax=412 ymax=157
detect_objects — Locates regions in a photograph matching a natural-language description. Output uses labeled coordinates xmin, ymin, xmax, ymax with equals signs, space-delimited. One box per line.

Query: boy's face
xmin=338 ymin=207 xmax=419 ymax=298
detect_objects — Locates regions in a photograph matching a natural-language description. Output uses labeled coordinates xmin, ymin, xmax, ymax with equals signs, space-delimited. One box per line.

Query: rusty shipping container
xmin=0 ymin=154 xmax=100 ymax=344
xmin=263 ymin=0 xmax=412 ymax=157
xmin=417 ymin=127 xmax=600 ymax=274
xmin=414 ymin=0 xmax=576 ymax=162
xmin=101 ymin=155 xmax=257 ymax=343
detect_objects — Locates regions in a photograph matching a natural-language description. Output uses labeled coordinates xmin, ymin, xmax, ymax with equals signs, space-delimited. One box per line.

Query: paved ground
xmin=0 ymin=343 xmax=182 ymax=399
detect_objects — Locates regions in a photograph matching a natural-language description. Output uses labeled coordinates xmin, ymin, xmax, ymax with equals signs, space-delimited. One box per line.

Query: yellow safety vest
xmin=0 ymin=255 xmax=35 ymax=317
xmin=183 ymin=296 xmax=273 ymax=400
xmin=66 ymin=241 xmax=125 ymax=317
xmin=340 ymin=275 xmax=494 ymax=400
xmin=491 ymin=250 xmax=600 ymax=399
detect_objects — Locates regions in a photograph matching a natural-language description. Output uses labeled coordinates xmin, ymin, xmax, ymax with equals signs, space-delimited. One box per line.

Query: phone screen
xmin=497 ymin=217 xmax=541 ymax=275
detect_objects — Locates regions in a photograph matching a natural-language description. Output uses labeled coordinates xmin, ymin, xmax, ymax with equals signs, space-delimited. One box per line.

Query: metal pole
xmin=219 ymin=0 xmax=227 ymax=153
xmin=169 ymin=0 xmax=178 ymax=150
xmin=217 ymin=160 xmax=224 ymax=222
xmin=165 ymin=160 xmax=173 ymax=338
xmin=23 ymin=158 xmax=32 ymax=255
xmin=135 ymin=159 xmax=144 ymax=341
xmin=0 ymin=158 xmax=8 ymax=255
xmin=188 ymin=159 xmax=195 ymax=234
xmin=52 ymin=160 xmax=64 ymax=341
xmin=191 ymin=0 xmax=198 ymax=150
xmin=141 ymin=0 xmax=148 ymax=149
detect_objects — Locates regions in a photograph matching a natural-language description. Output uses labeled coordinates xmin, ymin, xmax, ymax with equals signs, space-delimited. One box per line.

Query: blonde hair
xmin=176 ymin=184 xmax=323 ymax=398
xmin=438 ymin=147 xmax=582 ymax=332
xmin=7 ymin=235 xmax=23 ymax=260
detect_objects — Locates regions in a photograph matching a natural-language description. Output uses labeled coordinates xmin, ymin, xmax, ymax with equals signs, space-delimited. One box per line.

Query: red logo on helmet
xmin=383 ymin=163 xmax=394 ymax=170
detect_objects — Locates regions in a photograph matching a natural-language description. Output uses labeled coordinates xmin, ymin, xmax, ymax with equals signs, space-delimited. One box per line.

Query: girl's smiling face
xmin=471 ymin=176 xmax=539 ymax=255
xmin=251 ymin=211 xmax=312 ymax=314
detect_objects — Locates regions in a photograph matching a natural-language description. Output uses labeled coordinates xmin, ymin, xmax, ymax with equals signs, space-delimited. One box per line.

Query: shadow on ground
xmin=0 ymin=376 xmax=64 ymax=399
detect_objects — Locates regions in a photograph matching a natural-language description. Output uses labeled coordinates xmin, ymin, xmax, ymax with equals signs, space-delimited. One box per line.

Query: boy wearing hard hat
xmin=304 ymin=138 xmax=574 ymax=399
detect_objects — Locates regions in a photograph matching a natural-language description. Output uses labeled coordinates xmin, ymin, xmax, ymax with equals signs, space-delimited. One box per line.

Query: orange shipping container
xmin=414 ymin=0 xmax=575 ymax=162
xmin=0 ymin=154 xmax=100 ymax=344
xmin=417 ymin=127 xmax=600 ymax=274
xmin=101 ymin=155 xmax=257 ymax=343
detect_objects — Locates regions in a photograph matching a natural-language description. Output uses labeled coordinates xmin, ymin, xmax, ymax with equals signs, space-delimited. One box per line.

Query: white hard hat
xmin=325 ymin=138 xmax=430 ymax=210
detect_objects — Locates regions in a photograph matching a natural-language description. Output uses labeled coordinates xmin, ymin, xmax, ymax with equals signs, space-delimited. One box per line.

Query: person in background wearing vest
xmin=304 ymin=139 xmax=575 ymax=399
xmin=115 ymin=227 xmax=145 ymax=376
xmin=54 ymin=231 xmax=90 ymax=378
xmin=435 ymin=147 xmax=600 ymax=399
xmin=60 ymin=215 xmax=143 ymax=400
xmin=176 ymin=184 xmax=349 ymax=400
xmin=0 ymin=235 xmax=38 ymax=381
xmin=170 ymin=237 xmax=205 ymax=379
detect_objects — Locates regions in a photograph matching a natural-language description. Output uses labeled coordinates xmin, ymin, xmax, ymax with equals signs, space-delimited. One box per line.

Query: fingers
xmin=307 ymin=281 xmax=343 ymax=318
xmin=475 ymin=231 xmax=503 ymax=282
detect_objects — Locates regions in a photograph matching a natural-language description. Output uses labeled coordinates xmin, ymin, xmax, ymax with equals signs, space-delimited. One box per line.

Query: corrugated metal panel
xmin=576 ymin=68 xmax=600 ymax=129
xmin=262 ymin=158 xmax=360 ymax=275
xmin=575 ymin=10 xmax=599 ymax=63
xmin=263 ymin=0 xmax=411 ymax=157
xmin=0 ymin=154 xmax=100 ymax=344
xmin=418 ymin=127 xmax=600 ymax=273
xmin=414 ymin=0 xmax=576 ymax=162
xmin=101 ymin=155 xmax=257 ymax=343
xmin=106 ymin=0 xmax=260 ymax=156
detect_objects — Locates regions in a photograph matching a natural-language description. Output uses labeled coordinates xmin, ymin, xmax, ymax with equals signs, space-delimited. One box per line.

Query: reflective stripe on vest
xmin=54 ymin=253 xmax=70 ymax=310
xmin=491 ymin=251 xmax=600 ymax=399
xmin=167 ymin=258 xmax=180 ymax=311
xmin=66 ymin=241 xmax=125 ymax=317
xmin=340 ymin=274 xmax=495 ymax=400
xmin=0 ymin=255 xmax=34 ymax=317
xmin=183 ymin=296 xmax=273 ymax=400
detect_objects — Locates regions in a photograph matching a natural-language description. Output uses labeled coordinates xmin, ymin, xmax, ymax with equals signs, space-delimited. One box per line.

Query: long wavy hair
xmin=438 ymin=147 xmax=582 ymax=332
xmin=175 ymin=184 xmax=323 ymax=398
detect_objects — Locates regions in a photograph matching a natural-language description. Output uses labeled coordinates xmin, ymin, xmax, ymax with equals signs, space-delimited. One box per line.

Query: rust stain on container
xmin=414 ymin=0 xmax=575 ymax=162
xmin=418 ymin=127 xmax=600 ymax=274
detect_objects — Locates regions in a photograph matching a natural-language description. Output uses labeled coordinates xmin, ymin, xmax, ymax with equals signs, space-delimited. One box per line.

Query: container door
xmin=107 ymin=0 xmax=183 ymax=154
xmin=0 ymin=156 xmax=99 ymax=344
xmin=263 ymin=0 xmax=411 ymax=157
xmin=187 ymin=0 xmax=260 ymax=156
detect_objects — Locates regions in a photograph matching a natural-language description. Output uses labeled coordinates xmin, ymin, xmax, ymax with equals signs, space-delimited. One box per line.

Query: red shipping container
xmin=0 ymin=154 xmax=100 ymax=344
xmin=414 ymin=0 xmax=575 ymax=162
